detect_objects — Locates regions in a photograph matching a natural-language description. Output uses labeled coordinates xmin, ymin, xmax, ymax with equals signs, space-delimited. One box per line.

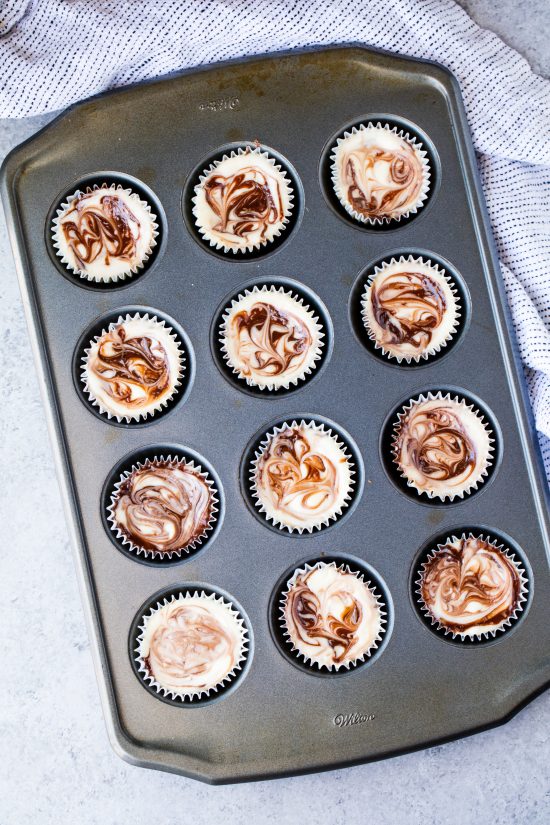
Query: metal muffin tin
xmin=2 ymin=45 xmax=550 ymax=784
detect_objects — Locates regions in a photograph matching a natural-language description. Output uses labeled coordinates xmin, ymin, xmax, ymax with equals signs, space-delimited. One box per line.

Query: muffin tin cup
xmin=279 ymin=560 xmax=388 ymax=672
xmin=411 ymin=528 xmax=532 ymax=646
xmin=331 ymin=122 xmax=431 ymax=226
xmin=73 ymin=306 xmax=194 ymax=428
xmin=191 ymin=145 xmax=294 ymax=255
xmin=218 ymin=282 xmax=326 ymax=392
xmin=360 ymin=255 xmax=461 ymax=364
xmin=247 ymin=417 xmax=360 ymax=534
xmin=46 ymin=172 xmax=166 ymax=290
xmin=130 ymin=585 xmax=252 ymax=705
xmin=106 ymin=454 xmax=220 ymax=563
xmin=183 ymin=142 xmax=303 ymax=260
xmin=51 ymin=182 xmax=159 ymax=284
xmin=269 ymin=554 xmax=393 ymax=677
xmin=387 ymin=390 xmax=497 ymax=503
xmin=80 ymin=312 xmax=185 ymax=423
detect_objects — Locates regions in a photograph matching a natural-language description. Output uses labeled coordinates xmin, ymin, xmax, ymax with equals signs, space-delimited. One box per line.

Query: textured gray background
xmin=1 ymin=1 xmax=549 ymax=822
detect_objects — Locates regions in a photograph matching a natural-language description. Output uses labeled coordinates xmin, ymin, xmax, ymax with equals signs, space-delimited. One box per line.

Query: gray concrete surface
xmin=1 ymin=2 xmax=549 ymax=823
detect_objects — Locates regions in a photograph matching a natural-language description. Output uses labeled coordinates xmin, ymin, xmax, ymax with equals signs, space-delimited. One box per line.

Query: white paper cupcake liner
xmin=415 ymin=533 xmax=528 ymax=640
xmin=107 ymin=455 xmax=218 ymax=559
xmin=192 ymin=146 xmax=294 ymax=254
xmin=81 ymin=312 xmax=185 ymax=423
xmin=280 ymin=560 xmax=387 ymax=671
xmin=391 ymin=392 xmax=495 ymax=501
xmin=250 ymin=419 xmax=356 ymax=534
xmin=331 ymin=122 xmax=431 ymax=225
xmin=219 ymin=284 xmax=325 ymax=390
xmin=52 ymin=182 xmax=159 ymax=283
xmin=134 ymin=590 xmax=249 ymax=702
xmin=361 ymin=256 xmax=461 ymax=363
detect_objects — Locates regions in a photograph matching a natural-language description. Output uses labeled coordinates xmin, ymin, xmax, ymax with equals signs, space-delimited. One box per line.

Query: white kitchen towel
xmin=1 ymin=0 xmax=550 ymax=481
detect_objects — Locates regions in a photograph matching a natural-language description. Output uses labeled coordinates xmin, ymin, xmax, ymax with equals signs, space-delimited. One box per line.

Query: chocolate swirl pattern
xmin=82 ymin=314 xmax=183 ymax=422
xmin=282 ymin=563 xmax=384 ymax=669
xmin=332 ymin=125 xmax=429 ymax=223
xmin=393 ymin=394 xmax=493 ymax=500
xmin=193 ymin=148 xmax=293 ymax=252
xmin=362 ymin=258 xmax=460 ymax=362
xmin=110 ymin=458 xmax=216 ymax=557
xmin=205 ymin=166 xmax=282 ymax=242
xmin=418 ymin=535 xmax=526 ymax=638
xmin=221 ymin=287 xmax=324 ymax=390
xmin=53 ymin=185 xmax=157 ymax=282
xmin=137 ymin=593 xmax=248 ymax=699
xmin=252 ymin=421 xmax=354 ymax=532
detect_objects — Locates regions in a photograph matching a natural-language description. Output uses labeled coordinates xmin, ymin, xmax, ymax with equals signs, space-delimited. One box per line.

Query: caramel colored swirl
xmin=283 ymin=564 xmax=382 ymax=667
xmin=90 ymin=325 xmax=171 ymax=408
xmin=371 ymin=270 xmax=446 ymax=350
xmin=260 ymin=428 xmax=337 ymax=514
xmin=288 ymin=578 xmax=362 ymax=664
xmin=339 ymin=134 xmax=424 ymax=219
xmin=232 ymin=301 xmax=312 ymax=378
xmin=143 ymin=598 xmax=244 ymax=694
xmin=204 ymin=165 xmax=283 ymax=242
xmin=62 ymin=192 xmax=141 ymax=268
xmin=113 ymin=462 xmax=213 ymax=553
xmin=400 ymin=404 xmax=475 ymax=484
xmin=420 ymin=537 xmax=522 ymax=635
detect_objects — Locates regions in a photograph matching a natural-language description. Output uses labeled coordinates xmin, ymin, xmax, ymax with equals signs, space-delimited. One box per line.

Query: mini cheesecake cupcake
xmin=81 ymin=313 xmax=184 ymax=422
xmin=251 ymin=420 xmax=355 ymax=533
xmin=52 ymin=183 xmax=158 ymax=282
xmin=361 ymin=257 xmax=460 ymax=362
xmin=392 ymin=393 xmax=493 ymax=501
xmin=331 ymin=123 xmax=430 ymax=224
xmin=135 ymin=591 xmax=248 ymax=701
xmin=416 ymin=534 xmax=528 ymax=639
xmin=220 ymin=285 xmax=324 ymax=390
xmin=108 ymin=457 xmax=217 ymax=559
xmin=281 ymin=561 xmax=386 ymax=670
xmin=192 ymin=146 xmax=293 ymax=253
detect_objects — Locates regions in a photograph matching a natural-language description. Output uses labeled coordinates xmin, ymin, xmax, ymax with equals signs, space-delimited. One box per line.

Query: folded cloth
xmin=1 ymin=0 xmax=549 ymax=481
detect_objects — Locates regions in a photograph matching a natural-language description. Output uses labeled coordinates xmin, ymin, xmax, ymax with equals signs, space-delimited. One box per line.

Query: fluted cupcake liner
xmin=415 ymin=533 xmax=528 ymax=641
xmin=280 ymin=560 xmax=387 ymax=671
xmin=250 ymin=419 xmax=356 ymax=534
xmin=52 ymin=183 xmax=159 ymax=283
xmin=107 ymin=455 xmax=218 ymax=560
xmin=81 ymin=312 xmax=185 ymax=423
xmin=191 ymin=146 xmax=294 ymax=254
xmin=219 ymin=284 xmax=325 ymax=391
xmin=391 ymin=391 xmax=495 ymax=501
xmin=331 ymin=122 xmax=431 ymax=226
xmin=361 ymin=256 xmax=461 ymax=363
xmin=134 ymin=591 xmax=249 ymax=702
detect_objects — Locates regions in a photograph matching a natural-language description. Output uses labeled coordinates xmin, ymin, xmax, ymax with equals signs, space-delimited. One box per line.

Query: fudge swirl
xmin=89 ymin=325 xmax=171 ymax=407
xmin=287 ymin=572 xmax=363 ymax=664
xmin=258 ymin=428 xmax=338 ymax=519
xmin=61 ymin=192 xmax=141 ymax=267
xmin=420 ymin=536 xmax=522 ymax=634
xmin=205 ymin=165 xmax=284 ymax=242
xmin=144 ymin=601 xmax=242 ymax=692
xmin=113 ymin=462 xmax=213 ymax=552
xmin=343 ymin=140 xmax=424 ymax=218
xmin=231 ymin=301 xmax=312 ymax=379
xmin=399 ymin=404 xmax=476 ymax=485
xmin=371 ymin=270 xmax=447 ymax=349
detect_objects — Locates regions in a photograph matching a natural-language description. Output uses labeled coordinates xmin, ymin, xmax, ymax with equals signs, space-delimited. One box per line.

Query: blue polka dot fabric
xmin=1 ymin=0 xmax=549 ymax=482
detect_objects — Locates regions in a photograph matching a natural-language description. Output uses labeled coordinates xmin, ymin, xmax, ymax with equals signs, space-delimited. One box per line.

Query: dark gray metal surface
xmin=2 ymin=46 xmax=550 ymax=784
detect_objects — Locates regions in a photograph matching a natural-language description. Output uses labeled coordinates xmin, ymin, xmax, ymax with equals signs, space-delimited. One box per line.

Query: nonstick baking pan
xmin=2 ymin=45 xmax=550 ymax=784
